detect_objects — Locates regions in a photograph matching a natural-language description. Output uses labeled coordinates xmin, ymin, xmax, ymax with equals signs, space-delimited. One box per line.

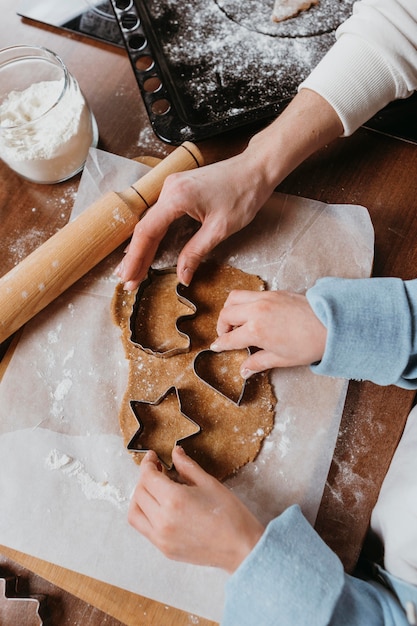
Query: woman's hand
xmin=115 ymin=89 xmax=343 ymax=291
xmin=115 ymin=152 xmax=274 ymax=290
xmin=128 ymin=446 xmax=265 ymax=573
xmin=211 ymin=289 xmax=327 ymax=378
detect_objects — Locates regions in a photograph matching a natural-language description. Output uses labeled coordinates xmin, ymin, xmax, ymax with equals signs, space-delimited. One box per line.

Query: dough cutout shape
xmin=193 ymin=348 xmax=249 ymax=406
xmin=129 ymin=267 xmax=197 ymax=357
xmin=128 ymin=386 xmax=201 ymax=469
xmin=112 ymin=262 xmax=276 ymax=481
xmin=272 ymin=0 xmax=319 ymax=22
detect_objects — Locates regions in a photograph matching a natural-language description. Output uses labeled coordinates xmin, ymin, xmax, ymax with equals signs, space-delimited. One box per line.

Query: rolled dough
xmin=111 ymin=262 xmax=276 ymax=481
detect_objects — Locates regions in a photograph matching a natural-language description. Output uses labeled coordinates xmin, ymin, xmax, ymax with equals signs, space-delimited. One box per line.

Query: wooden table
xmin=1 ymin=3 xmax=417 ymax=625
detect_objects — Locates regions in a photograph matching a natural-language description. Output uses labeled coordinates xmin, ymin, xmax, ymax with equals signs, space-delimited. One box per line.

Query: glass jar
xmin=0 ymin=45 xmax=98 ymax=184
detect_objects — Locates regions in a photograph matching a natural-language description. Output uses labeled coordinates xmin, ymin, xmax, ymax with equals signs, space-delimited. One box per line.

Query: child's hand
xmin=211 ymin=289 xmax=326 ymax=378
xmin=128 ymin=446 xmax=265 ymax=573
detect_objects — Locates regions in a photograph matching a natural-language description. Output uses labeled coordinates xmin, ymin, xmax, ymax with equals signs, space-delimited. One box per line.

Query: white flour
xmin=45 ymin=449 xmax=129 ymax=510
xmin=0 ymin=79 xmax=94 ymax=183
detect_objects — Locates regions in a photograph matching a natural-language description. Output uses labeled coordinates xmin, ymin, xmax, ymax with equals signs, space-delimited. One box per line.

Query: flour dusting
xmin=45 ymin=449 xmax=128 ymax=509
xmin=140 ymin=0 xmax=352 ymax=132
xmin=53 ymin=377 xmax=73 ymax=402
xmin=137 ymin=124 xmax=170 ymax=157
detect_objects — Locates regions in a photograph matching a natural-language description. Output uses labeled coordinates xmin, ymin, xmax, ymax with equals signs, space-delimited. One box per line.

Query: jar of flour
xmin=0 ymin=45 xmax=98 ymax=184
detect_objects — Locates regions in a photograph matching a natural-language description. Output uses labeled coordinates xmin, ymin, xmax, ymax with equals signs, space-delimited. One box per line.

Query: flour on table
xmin=45 ymin=449 xmax=128 ymax=509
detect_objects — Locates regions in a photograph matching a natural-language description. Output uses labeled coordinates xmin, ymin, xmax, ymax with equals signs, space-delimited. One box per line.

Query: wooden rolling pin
xmin=0 ymin=142 xmax=204 ymax=343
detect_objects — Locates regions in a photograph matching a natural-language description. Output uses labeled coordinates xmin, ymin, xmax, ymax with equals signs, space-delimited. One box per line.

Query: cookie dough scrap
xmin=112 ymin=262 xmax=277 ymax=481
xmin=272 ymin=0 xmax=319 ymax=22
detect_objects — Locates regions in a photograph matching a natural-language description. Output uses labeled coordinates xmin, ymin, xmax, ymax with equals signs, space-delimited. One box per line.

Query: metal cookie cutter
xmin=129 ymin=266 xmax=197 ymax=358
xmin=0 ymin=575 xmax=45 ymax=625
xmin=193 ymin=347 xmax=250 ymax=406
xmin=127 ymin=386 xmax=201 ymax=469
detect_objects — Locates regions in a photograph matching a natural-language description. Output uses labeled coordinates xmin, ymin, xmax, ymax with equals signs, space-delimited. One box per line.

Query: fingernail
xmin=241 ymin=368 xmax=253 ymax=380
xmin=143 ymin=450 xmax=162 ymax=470
xmin=175 ymin=445 xmax=185 ymax=455
xmin=114 ymin=259 xmax=125 ymax=279
xmin=180 ymin=267 xmax=193 ymax=287
xmin=210 ymin=342 xmax=220 ymax=352
xmin=123 ymin=280 xmax=136 ymax=292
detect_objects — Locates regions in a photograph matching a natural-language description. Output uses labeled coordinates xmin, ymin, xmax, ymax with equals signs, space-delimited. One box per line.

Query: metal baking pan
xmin=110 ymin=0 xmax=354 ymax=144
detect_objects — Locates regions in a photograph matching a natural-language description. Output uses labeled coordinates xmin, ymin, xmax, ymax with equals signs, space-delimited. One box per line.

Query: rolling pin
xmin=0 ymin=141 xmax=204 ymax=344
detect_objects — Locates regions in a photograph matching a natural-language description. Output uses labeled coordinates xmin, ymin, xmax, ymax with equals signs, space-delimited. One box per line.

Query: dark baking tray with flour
xmin=110 ymin=0 xmax=355 ymax=144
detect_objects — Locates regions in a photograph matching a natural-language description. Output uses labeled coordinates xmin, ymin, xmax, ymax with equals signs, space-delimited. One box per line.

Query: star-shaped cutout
xmin=127 ymin=386 xmax=201 ymax=469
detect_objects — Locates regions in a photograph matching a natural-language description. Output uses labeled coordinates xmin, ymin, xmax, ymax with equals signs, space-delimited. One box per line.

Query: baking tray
xmin=110 ymin=0 xmax=355 ymax=144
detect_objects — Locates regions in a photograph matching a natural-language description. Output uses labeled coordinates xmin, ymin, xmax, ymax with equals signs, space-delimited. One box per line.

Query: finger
xmin=135 ymin=451 xmax=163 ymax=504
xmin=172 ymin=446 xmax=213 ymax=487
xmin=117 ymin=184 xmax=188 ymax=288
xmin=128 ymin=503 xmax=153 ymax=537
xmin=138 ymin=450 xmax=186 ymax=508
xmin=129 ymin=451 xmax=163 ymax=532
xmin=176 ymin=216 xmax=237 ymax=286
xmin=137 ymin=450 xmax=168 ymax=494
xmin=118 ymin=238 xmax=160 ymax=291
xmin=214 ymin=303 xmax=254 ymax=342
xmin=177 ymin=207 xmax=247 ymax=285
xmin=215 ymin=291 xmax=264 ymax=336
xmin=210 ymin=323 xmax=253 ymax=352
xmin=128 ymin=488 xmax=156 ymax=537
xmin=140 ymin=449 xmax=163 ymax=471
xmin=222 ymin=289 xmax=265 ymax=309
xmin=132 ymin=479 xmax=160 ymax=514
xmin=117 ymin=209 xmax=174 ymax=289
xmin=175 ymin=238 xmax=206 ymax=286
xmin=240 ymin=350 xmax=286 ymax=379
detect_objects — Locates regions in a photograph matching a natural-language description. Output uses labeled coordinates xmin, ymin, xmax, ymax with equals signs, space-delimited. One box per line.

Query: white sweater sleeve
xmin=299 ymin=0 xmax=417 ymax=135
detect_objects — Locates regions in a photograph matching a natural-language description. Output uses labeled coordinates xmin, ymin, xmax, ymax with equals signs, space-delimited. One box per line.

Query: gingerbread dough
xmin=112 ymin=262 xmax=276 ymax=481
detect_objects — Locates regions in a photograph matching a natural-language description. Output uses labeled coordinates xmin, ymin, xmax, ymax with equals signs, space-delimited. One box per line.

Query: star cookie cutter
xmin=193 ymin=347 xmax=250 ymax=406
xmin=0 ymin=575 xmax=45 ymax=625
xmin=127 ymin=386 xmax=201 ymax=469
xmin=129 ymin=267 xmax=196 ymax=358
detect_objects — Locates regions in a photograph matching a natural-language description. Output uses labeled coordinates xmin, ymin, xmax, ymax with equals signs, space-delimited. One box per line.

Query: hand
xmin=128 ymin=446 xmax=265 ymax=573
xmin=115 ymin=88 xmax=343 ymax=291
xmin=211 ymin=289 xmax=326 ymax=377
xmin=116 ymin=152 xmax=275 ymax=290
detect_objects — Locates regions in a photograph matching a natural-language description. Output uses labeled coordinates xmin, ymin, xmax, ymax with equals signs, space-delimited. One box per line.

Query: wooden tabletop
xmin=1 ymin=3 xmax=417 ymax=625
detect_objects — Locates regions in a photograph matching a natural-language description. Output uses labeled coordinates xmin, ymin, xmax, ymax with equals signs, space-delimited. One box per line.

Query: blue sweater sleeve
xmin=222 ymin=505 xmax=411 ymax=626
xmin=306 ymin=277 xmax=417 ymax=388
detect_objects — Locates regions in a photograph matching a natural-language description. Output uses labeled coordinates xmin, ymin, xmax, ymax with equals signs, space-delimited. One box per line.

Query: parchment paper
xmin=0 ymin=148 xmax=374 ymax=622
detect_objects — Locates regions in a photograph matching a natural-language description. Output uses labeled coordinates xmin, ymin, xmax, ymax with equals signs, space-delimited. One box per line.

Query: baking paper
xmin=0 ymin=148 xmax=374 ymax=622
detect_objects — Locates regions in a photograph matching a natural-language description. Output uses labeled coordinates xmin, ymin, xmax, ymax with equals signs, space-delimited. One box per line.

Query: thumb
xmin=177 ymin=220 xmax=228 ymax=286
xmin=241 ymin=350 xmax=284 ymax=378
xmin=172 ymin=446 xmax=210 ymax=486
